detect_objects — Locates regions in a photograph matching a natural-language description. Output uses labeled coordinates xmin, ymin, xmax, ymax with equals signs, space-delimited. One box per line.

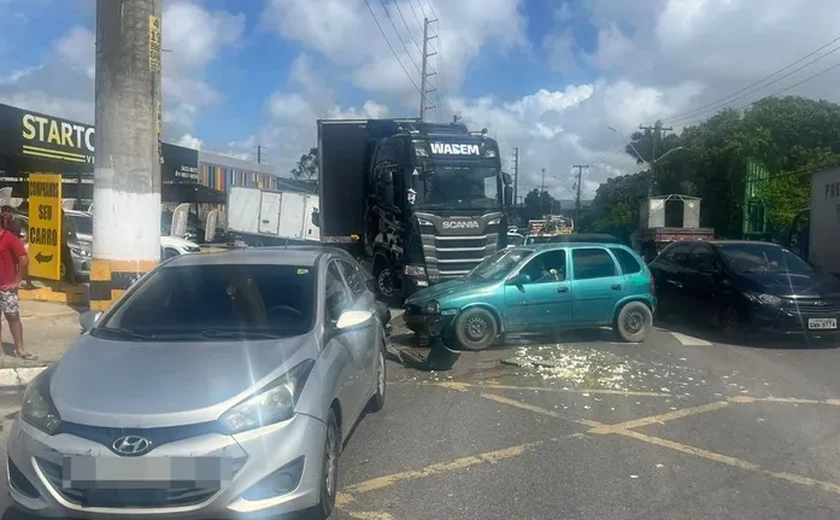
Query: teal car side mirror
xmin=506 ymin=273 xmax=531 ymax=286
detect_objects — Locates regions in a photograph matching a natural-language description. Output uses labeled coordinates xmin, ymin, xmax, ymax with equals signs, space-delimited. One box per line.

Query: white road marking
xmin=670 ymin=332 xmax=713 ymax=346
xmin=389 ymin=308 xmax=405 ymax=319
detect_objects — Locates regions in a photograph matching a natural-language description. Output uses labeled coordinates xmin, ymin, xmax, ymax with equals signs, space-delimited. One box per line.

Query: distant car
xmin=160 ymin=235 xmax=202 ymax=259
xmin=7 ymin=247 xmax=387 ymax=519
xmin=404 ymin=243 xmax=657 ymax=349
xmin=649 ymin=240 xmax=840 ymax=337
xmin=506 ymin=232 xmax=525 ymax=247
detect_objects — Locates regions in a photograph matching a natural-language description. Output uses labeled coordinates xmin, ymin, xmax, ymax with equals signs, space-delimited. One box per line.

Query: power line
xmin=378 ymin=0 xmax=421 ymax=73
xmin=661 ymin=34 xmax=840 ymax=124
xmin=364 ymin=0 xmax=422 ymax=94
xmin=677 ymin=59 xmax=840 ymax=127
xmin=394 ymin=0 xmax=423 ymax=54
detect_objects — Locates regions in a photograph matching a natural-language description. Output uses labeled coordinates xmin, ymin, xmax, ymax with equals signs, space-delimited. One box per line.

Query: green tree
xmin=291 ymin=147 xmax=318 ymax=180
xmin=521 ymin=188 xmax=560 ymax=222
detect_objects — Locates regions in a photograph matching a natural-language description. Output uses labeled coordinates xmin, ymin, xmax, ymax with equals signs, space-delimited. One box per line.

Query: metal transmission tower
xmin=638 ymin=121 xmax=672 ymax=197
xmin=420 ymin=17 xmax=438 ymax=121
xmin=92 ymin=0 xmax=162 ymax=311
xmin=572 ymin=164 xmax=589 ymax=224
xmin=512 ymin=147 xmax=519 ymax=206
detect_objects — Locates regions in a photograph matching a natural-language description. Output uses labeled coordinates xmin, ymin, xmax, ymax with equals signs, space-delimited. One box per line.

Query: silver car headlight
xmin=219 ymin=360 xmax=314 ymax=434
xmin=21 ymin=367 xmax=62 ymax=435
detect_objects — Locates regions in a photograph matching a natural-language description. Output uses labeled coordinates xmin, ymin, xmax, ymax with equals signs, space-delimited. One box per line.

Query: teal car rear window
xmin=610 ymin=247 xmax=642 ymax=275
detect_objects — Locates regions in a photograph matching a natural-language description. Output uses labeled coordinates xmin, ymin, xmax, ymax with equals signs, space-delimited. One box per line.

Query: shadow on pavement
xmin=657 ymin=315 xmax=840 ymax=350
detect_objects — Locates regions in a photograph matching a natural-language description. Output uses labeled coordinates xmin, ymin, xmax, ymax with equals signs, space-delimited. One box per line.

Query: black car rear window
xmin=610 ymin=248 xmax=642 ymax=274
xmin=96 ymin=264 xmax=316 ymax=340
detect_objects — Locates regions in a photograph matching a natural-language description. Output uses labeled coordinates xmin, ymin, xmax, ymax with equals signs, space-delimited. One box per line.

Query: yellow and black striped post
xmin=90 ymin=259 xmax=158 ymax=311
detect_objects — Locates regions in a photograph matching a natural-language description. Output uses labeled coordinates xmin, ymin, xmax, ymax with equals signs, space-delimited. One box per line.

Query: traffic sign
xmin=27 ymin=173 xmax=62 ymax=280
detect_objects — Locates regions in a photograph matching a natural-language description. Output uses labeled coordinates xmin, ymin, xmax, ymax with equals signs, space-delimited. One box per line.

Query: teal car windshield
xmin=468 ymin=248 xmax=533 ymax=282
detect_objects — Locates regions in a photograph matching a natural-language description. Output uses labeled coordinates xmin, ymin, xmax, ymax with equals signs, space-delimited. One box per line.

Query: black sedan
xmin=649 ymin=240 xmax=840 ymax=337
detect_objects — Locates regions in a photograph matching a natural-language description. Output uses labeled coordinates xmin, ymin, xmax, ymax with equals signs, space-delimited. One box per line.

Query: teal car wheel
xmin=452 ymin=307 xmax=498 ymax=351
xmin=614 ymin=301 xmax=653 ymax=343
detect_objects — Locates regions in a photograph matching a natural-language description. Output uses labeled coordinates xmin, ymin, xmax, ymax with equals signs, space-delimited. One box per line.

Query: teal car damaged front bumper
xmin=403 ymin=304 xmax=456 ymax=337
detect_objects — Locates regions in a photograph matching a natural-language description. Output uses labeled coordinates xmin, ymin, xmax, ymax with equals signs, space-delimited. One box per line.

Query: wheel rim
xmin=324 ymin=426 xmax=338 ymax=497
xmin=624 ymin=309 xmax=646 ymax=334
xmin=377 ymin=268 xmax=393 ymax=296
xmin=377 ymin=351 xmax=386 ymax=396
xmin=464 ymin=315 xmax=489 ymax=342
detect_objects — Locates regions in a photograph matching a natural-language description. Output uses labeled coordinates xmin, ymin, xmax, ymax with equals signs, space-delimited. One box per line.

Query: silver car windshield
xmin=94 ymin=264 xmax=316 ymax=340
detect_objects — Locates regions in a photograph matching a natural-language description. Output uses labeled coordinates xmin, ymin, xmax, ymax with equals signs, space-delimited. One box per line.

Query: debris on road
xmin=502 ymin=345 xmax=631 ymax=389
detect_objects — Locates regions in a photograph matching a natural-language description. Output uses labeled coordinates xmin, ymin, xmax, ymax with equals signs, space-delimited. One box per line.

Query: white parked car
xmin=161 ymin=235 xmax=202 ymax=259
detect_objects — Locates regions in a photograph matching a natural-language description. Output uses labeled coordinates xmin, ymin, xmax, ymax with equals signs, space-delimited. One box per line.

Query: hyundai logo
xmin=112 ymin=435 xmax=153 ymax=456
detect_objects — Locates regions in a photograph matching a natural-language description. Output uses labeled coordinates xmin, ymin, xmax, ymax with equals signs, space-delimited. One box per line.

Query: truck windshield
xmin=414 ymin=162 xmax=500 ymax=209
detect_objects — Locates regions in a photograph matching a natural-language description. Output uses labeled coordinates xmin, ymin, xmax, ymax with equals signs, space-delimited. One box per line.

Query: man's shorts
xmin=0 ymin=290 xmax=20 ymax=315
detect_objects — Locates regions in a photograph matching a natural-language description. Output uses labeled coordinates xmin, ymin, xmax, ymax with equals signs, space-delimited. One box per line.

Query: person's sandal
xmin=17 ymin=353 xmax=36 ymax=360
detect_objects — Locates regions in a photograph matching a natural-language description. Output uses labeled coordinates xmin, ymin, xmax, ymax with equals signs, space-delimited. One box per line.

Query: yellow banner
xmin=27 ymin=173 xmax=63 ymax=280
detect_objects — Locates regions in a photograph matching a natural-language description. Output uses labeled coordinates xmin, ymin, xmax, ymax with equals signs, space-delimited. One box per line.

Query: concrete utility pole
xmin=539 ymin=167 xmax=546 ymax=216
xmin=638 ymin=121 xmax=672 ymax=197
xmin=572 ymin=164 xmax=589 ymax=224
xmin=91 ymin=0 xmax=162 ymax=311
xmin=512 ymin=146 xmax=519 ymax=207
xmin=419 ymin=17 xmax=438 ymax=121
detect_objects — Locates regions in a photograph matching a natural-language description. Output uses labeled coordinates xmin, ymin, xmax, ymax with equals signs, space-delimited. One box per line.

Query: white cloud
xmin=174 ymin=134 xmax=203 ymax=150
xmin=0 ymin=1 xmax=244 ymax=139
xmin=260 ymin=0 xmax=526 ymax=100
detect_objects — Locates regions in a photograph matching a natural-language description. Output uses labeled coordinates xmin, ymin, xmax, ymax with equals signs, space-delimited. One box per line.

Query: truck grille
xmin=423 ymin=233 xmax=498 ymax=280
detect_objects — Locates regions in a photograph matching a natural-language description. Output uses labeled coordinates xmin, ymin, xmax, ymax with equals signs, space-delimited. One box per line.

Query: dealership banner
xmin=0 ymin=103 xmax=198 ymax=183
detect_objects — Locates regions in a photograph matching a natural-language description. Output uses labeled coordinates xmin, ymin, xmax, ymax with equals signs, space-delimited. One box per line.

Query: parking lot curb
xmin=0 ymin=366 xmax=46 ymax=390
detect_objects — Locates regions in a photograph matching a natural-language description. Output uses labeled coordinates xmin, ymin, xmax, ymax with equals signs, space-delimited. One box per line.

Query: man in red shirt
xmin=0 ymin=217 xmax=31 ymax=359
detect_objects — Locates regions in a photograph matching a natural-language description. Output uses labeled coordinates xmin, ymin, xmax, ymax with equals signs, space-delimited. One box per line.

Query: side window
xmin=573 ymin=248 xmax=617 ymax=280
xmin=664 ymin=244 xmax=691 ymax=266
xmin=519 ymin=250 xmax=567 ymax=283
xmin=610 ymin=247 xmax=642 ymax=275
xmin=688 ymin=244 xmax=716 ymax=269
xmin=325 ymin=262 xmax=351 ymax=322
xmin=337 ymin=260 xmax=365 ymax=300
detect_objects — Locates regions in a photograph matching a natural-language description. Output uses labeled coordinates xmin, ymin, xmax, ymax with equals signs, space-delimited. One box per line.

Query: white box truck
xmin=787 ymin=167 xmax=840 ymax=276
xmin=226 ymin=186 xmax=320 ymax=246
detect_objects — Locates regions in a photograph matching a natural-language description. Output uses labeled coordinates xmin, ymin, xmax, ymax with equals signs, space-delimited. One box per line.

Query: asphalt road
xmin=0 ymin=318 xmax=839 ymax=519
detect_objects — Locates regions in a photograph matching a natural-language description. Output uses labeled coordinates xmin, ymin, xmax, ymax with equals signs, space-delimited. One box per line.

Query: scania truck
xmin=315 ymin=118 xmax=512 ymax=301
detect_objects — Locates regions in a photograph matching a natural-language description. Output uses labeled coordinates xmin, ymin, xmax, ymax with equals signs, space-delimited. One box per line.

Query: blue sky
xmin=2 ymin=0 xmax=839 ymax=198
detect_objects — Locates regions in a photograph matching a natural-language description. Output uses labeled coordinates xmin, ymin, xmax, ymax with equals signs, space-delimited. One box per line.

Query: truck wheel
xmin=614 ymin=301 xmax=653 ymax=343
xmin=373 ymin=260 xmax=401 ymax=304
xmin=452 ymin=308 xmax=498 ymax=351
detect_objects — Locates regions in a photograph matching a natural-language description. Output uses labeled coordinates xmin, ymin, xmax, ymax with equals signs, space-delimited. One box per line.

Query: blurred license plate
xmin=62 ymin=457 xmax=232 ymax=489
xmin=808 ymin=318 xmax=837 ymax=330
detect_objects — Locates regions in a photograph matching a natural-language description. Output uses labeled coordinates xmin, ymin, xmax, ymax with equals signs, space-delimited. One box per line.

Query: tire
xmin=614 ymin=301 xmax=653 ymax=343
xmin=373 ymin=259 xmax=402 ymax=305
xmin=715 ymin=304 xmax=741 ymax=336
xmin=366 ymin=343 xmax=386 ymax=413
xmin=311 ymin=409 xmax=341 ymax=520
xmin=452 ymin=307 xmax=499 ymax=351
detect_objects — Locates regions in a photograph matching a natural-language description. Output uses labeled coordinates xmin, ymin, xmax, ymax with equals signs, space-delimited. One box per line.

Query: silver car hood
xmin=50 ymin=332 xmax=318 ymax=428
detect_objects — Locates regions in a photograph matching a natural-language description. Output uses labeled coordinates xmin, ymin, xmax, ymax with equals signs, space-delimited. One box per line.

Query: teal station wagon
xmin=404 ymin=243 xmax=657 ymax=350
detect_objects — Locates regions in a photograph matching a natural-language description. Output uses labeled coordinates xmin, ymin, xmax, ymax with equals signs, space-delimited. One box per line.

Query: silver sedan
xmin=7 ymin=246 xmax=387 ymax=519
